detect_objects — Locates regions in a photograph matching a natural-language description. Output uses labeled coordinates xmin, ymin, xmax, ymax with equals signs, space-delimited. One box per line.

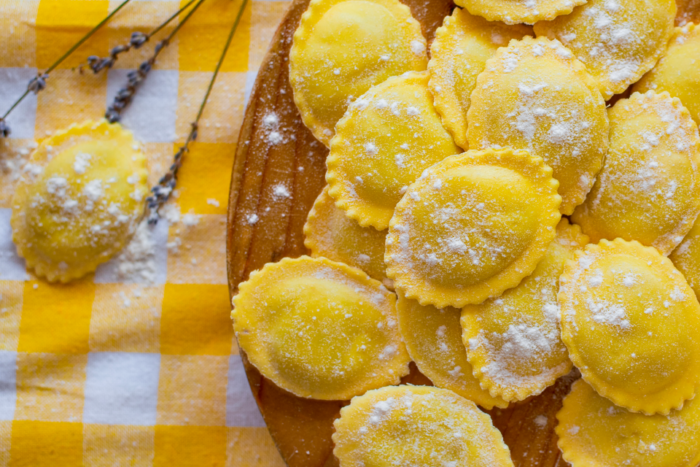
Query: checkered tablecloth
xmin=0 ymin=0 xmax=289 ymax=465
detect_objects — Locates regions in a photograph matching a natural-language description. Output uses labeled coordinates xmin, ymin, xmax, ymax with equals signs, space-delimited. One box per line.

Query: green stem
xmin=149 ymin=0 xmax=199 ymax=39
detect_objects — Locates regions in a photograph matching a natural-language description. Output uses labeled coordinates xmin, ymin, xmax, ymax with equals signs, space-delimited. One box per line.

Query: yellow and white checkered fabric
xmin=0 ymin=0 xmax=289 ymax=465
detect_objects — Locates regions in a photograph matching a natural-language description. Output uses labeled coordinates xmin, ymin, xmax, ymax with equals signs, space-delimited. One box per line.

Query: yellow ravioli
xmin=231 ymin=256 xmax=410 ymax=400
xmin=571 ymin=91 xmax=700 ymax=255
xmin=326 ymin=71 xmax=460 ymax=230
xmin=461 ymin=219 xmax=587 ymax=402
xmin=304 ymin=186 xmax=389 ymax=286
xmin=557 ymin=379 xmax=700 ymax=467
xmin=676 ymin=0 xmax=700 ymax=26
xmin=453 ymin=0 xmax=585 ymax=25
xmin=333 ymin=385 xmax=514 ymax=467
xmin=467 ymin=36 xmax=608 ymax=215
xmin=428 ymin=8 xmax=533 ymax=150
xmin=11 ymin=120 xmax=147 ymax=283
xmin=289 ymin=0 xmax=427 ymax=147
xmin=396 ymin=292 xmax=509 ymax=409
xmin=534 ymin=0 xmax=676 ymax=99
xmin=671 ymin=218 xmax=700 ymax=299
xmin=633 ymin=24 xmax=700 ymax=127
xmin=385 ymin=148 xmax=561 ymax=309
xmin=559 ymin=239 xmax=700 ymax=415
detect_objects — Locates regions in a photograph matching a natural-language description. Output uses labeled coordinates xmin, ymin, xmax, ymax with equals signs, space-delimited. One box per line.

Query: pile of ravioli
xmin=232 ymin=0 xmax=700 ymax=466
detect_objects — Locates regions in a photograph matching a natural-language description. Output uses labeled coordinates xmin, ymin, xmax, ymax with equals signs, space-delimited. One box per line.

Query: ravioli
xmin=231 ymin=256 xmax=410 ymax=400
xmin=671 ymin=218 xmax=700 ymax=299
xmin=333 ymin=385 xmax=514 ymax=467
xmin=454 ymin=0 xmax=585 ymax=25
xmin=385 ymin=148 xmax=561 ymax=309
xmin=396 ymin=292 xmax=509 ymax=409
xmin=571 ymin=91 xmax=700 ymax=255
xmin=559 ymin=239 xmax=700 ymax=415
xmin=557 ymin=379 xmax=700 ymax=467
xmin=428 ymin=8 xmax=533 ymax=149
xmin=304 ymin=186 xmax=389 ymax=286
xmin=633 ymin=24 xmax=700 ymax=127
xmin=461 ymin=219 xmax=587 ymax=402
xmin=467 ymin=36 xmax=608 ymax=215
xmin=289 ymin=0 xmax=428 ymax=147
xmin=534 ymin=0 xmax=676 ymax=99
xmin=11 ymin=120 xmax=147 ymax=283
xmin=326 ymin=71 xmax=460 ymax=230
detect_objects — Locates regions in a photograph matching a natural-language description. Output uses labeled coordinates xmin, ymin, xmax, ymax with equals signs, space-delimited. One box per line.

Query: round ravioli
xmin=633 ymin=24 xmax=700 ymax=127
xmin=557 ymin=379 xmax=700 ymax=467
xmin=453 ymin=0 xmax=586 ymax=25
xmin=326 ymin=71 xmax=460 ymax=230
xmin=467 ymin=36 xmax=608 ymax=215
xmin=11 ymin=120 xmax=147 ymax=283
xmin=534 ymin=0 xmax=677 ymax=99
xmin=289 ymin=0 xmax=428 ymax=147
xmin=671 ymin=218 xmax=700 ymax=299
xmin=559 ymin=239 xmax=700 ymax=415
xmin=231 ymin=256 xmax=410 ymax=400
xmin=333 ymin=385 xmax=514 ymax=467
xmin=396 ymin=292 xmax=509 ymax=409
xmin=428 ymin=8 xmax=533 ymax=150
xmin=385 ymin=148 xmax=561 ymax=309
xmin=571 ymin=91 xmax=700 ymax=255
xmin=461 ymin=219 xmax=587 ymax=402
xmin=676 ymin=0 xmax=700 ymax=26
xmin=304 ymin=186 xmax=389 ymax=286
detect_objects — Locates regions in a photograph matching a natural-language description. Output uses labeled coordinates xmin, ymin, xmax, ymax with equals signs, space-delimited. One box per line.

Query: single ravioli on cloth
xmin=461 ymin=219 xmax=588 ymax=403
xmin=428 ymin=7 xmax=533 ymax=150
xmin=453 ymin=0 xmax=586 ymax=25
xmin=534 ymin=0 xmax=676 ymax=99
xmin=572 ymin=91 xmax=700 ymax=255
xmin=326 ymin=71 xmax=460 ymax=230
xmin=467 ymin=36 xmax=609 ymax=215
xmin=231 ymin=256 xmax=410 ymax=400
xmin=333 ymin=385 xmax=514 ymax=467
xmin=385 ymin=148 xmax=561 ymax=309
xmin=289 ymin=0 xmax=428 ymax=147
xmin=559 ymin=239 xmax=700 ymax=415
xmin=304 ymin=185 xmax=389 ymax=287
xmin=11 ymin=120 xmax=148 ymax=283
xmin=557 ymin=379 xmax=700 ymax=467
xmin=633 ymin=24 xmax=700 ymax=127
xmin=395 ymin=291 xmax=509 ymax=410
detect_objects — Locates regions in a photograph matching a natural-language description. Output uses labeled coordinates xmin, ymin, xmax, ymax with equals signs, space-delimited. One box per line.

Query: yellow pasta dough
xmin=571 ymin=91 xmax=700 ymax=255
xmin=11 ymin=120 xmax=147 ymax=283
xmin=385 ymin=148 xmax=561 ymax=309
xmin=396 ymin=292 xmax=509 ymax=409
xmin=467 ymin=36 xmax=608 ymax=215
xmin=559 ymin=239 xmax=700 ymax=415
xmin=289 ymin=0 xmax=428 ymax=147
xmin=304 ymin=186 xmax=389 ymax=286
xmin=454 ymin=0 xmax=585 ymax=25
xmin=231 ymin=256 xmax=410 ymax=400
xmin=676 ymin=0 xmax=700 ymax=26
xmin=461 ymin=219 xmax=587 ymax=402
xmin=428 ymin=8 xmax=533 ymax=150
xmin=633 ymin=24 xmax=700 ymax=127
xmin=326 ymin=71 xmax=460 ymax=230
xmin=557 ymin=379 xmax=700 ymax=467
xmin=534 ymin=0 xmax=677 ymax=99
xmin=670 ymin=217 xmax=700 ymax=299
xmin=333 ymin=385 xmax=514 ymax=467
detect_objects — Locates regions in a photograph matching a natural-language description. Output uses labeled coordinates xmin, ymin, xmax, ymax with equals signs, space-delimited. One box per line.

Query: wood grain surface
xmin=226 ymin=1 xmax=574 ymax=465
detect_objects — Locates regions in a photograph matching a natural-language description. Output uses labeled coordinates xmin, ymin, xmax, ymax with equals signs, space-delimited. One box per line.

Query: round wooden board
xmin=226 ymin=1 xmax=575 ymax=465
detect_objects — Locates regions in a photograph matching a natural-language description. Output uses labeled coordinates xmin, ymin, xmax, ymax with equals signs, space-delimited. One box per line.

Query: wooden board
xmin=226 ymin=1 xmax=574 ymax=465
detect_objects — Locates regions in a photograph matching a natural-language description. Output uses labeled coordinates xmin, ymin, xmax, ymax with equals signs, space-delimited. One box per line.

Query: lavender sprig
xmin=0 ymin=0 xmax=133 ymax=138
xmin=82 ymin=0 xmax=198 ymax=75
xmin=105 ymin=0 xmax=206 ymax=123
xmin=146 ymin=0 xmax=249 ymax=224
